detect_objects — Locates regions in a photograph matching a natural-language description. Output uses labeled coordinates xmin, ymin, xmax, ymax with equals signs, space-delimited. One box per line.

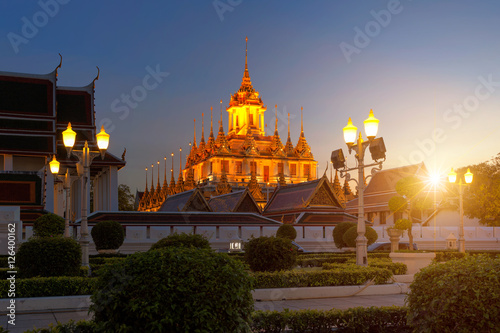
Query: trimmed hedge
xmin=150 ymin=232 xmax=211 ymax=250
xmin=251 ymin=306 xmax=410 ymax=332
xmin=276 ymin=224 xmax=297 ymax=240
xmin=297 ymin=256 xmax=349 ymax=267
xmin=323 ymin=260 xmax=407 ymax=276
xmin=90 ymin=220 xmax=125 ymax=251
xmin=22 ymin=307 xmax=411 ymax=333
xmin=343 ymin=225 xmax=379 ymax=248
xmin=91 ymin=248 xmax=254 ymax=332
xmin=17 ymin=236 xmax=82 ymax=278
xmin=0 ymin=277 xmax=96 ymax=298
xmin=407 ymin=255 xmax=500 ymax=332
xmin=244 ymin=236 xmax=297 ymax=272
xmin=24 ymin=320 xmax=96 ymax=333
xmin=433 ymin=251 xmax=468 ymax=262
xmin=333 ymin=222 xmax=356 ymax=249
xmin=253 ymin=267 xmax=392 ymax=289
xmin=33 ymin=213 xmax=65 ymax=237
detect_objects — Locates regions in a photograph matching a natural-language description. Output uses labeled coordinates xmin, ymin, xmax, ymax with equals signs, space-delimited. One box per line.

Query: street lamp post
xmin=49 ymin=156 xmax=73 ymax=238
xmin=331 ymin=110 xmax=386 ymax=266
xmin=61 ymin=122 xmax=110 ymax=270
xmin=448 ymin=168 xmax=473 ymax=253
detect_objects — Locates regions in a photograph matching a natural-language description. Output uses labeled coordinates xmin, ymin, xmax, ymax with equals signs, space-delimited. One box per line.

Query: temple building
xmin=139 ymin=38 xmax=317 ymax=211
xmin=0 ymin=59 xmax=125 ymax=222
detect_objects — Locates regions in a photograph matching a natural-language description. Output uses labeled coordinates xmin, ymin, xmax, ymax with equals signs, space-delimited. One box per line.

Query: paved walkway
xmin=1 ymin=294 xmax=407 ymax=332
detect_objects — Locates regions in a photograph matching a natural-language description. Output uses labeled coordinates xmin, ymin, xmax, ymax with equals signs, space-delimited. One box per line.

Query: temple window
xmin=290 ymin=164 xmax=296 ymax=176
xmin=235 ymin=161 xmax=242 ymax=174
xmin=304 ymin=164 xmax=310 ymax=178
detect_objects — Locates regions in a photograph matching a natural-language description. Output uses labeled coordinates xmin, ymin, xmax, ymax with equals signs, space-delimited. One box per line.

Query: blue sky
xmin=2 ymin=1 xmax=500 ymax=191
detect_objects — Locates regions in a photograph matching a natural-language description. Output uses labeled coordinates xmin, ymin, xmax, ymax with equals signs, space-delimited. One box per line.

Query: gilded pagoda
xmin=138 ymin=38 xmax=317 ymax=211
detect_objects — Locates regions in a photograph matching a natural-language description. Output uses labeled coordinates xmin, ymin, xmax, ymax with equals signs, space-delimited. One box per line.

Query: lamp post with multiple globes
xmin=448 ymin=167 xmax=473 ymax=253
xmin=49 ymin=122 xmax=110 ymax=270
xmin=331 ymin=110 xmax=386 ymax=266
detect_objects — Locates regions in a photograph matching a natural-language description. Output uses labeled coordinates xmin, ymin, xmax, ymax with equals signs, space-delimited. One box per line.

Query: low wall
xmin=19 ymin=224 xmax=500 ymax=253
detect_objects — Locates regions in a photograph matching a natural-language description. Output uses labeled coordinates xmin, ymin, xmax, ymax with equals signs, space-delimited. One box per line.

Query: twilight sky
xmin=2 ymin=0 xmax=500 ymax=192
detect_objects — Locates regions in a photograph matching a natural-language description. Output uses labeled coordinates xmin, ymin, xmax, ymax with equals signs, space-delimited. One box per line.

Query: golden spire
xmin=245 ymin=36 xmax=248 ymax=72
xmin=161 ymin=156 xmax=168 ymax=200
xmin=138 ymin=167 xmax=149 ymax=211
xmin=168 ymin=152 xmax=176 ymax=195
xmin=284 ymin=112 xmax=295 ymax=156
xmin=295 ymin=106 xmax=312 ymax=159
xmin=176 ymin=147 xmax=184 ymax=193
xmin=219 ymin=100 xmax=223 ymax=133
xmin=200 ymin=113 xmax=205 ymax=144
xmin=300 ymin=106 xmax=304 ymax=135
xmin=274 ymin=104 xmax=278 ymax=135
xmin=150 ymin=163 xmax=155 ymax=194
xmin=207 ymin=106 xmax=216 ymax=155
xmin=239 ymin=37 xmax=253 ymax=92
xmin=270 ymin=104 xmax=284 ymax=156
xmin=216 ymin=100 xmax=231 ymax=153
xmin=193 ymin=119 xmax=197 ymax=148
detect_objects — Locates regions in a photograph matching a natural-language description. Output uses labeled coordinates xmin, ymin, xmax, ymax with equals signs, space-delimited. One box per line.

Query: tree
xmin=118 ymin=184 xmax=135 ymax=211
xmin=388 ymin=175 xmax=432 ymax=250
xmin=457 ymin=154 xmax=500 ymax=226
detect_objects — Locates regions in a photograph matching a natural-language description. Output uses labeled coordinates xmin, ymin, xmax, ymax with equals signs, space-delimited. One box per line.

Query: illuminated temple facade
xmin=138 ymin=38 xmax=317 ymax=211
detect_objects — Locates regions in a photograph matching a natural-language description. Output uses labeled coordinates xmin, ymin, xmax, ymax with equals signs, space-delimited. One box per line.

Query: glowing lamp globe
xmin=62 ymin=122 xmax=76 ymax=148
xmin=363 ymin=109 xmax=379 ymax=139
xmin=343 ymin=118 xmax=357 ymax=145
xmin=464 ymin=168 xmax=473 ymax=184
xmin=448 ymin=168 xmax=457 ymax=183
xmin=49 ymin=156 xmax=60 ymax=174
xmin=96 ymin=126 xmax=110 ymax=150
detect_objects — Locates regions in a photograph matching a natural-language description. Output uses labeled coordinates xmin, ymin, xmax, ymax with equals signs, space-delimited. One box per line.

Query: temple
xmin=139 ymin=38 xmax=318 ymax=211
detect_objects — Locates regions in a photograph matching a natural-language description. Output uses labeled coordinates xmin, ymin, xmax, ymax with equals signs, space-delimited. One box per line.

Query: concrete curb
xmin=252 ymin=283 xmax=409 ymax=301
xmin=1 ymin=280 xmax=411 ymax=313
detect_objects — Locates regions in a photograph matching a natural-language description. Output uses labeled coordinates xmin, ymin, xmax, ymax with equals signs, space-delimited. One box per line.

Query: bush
xmin=276 ymin=224 xmax=297 ymax=240
xmin=433 ymin=251 xmax=468 ymax=262
xmin=343 ymin=225 xmax=378 ymax=248
xmin=90 ymin=220 xmax=125 ymax=251
xmin=333 ymin=222 xmax=356 ymax=249
xmin=17 ymin=237 xmax=81 ymax=278
xmin=407 ymin=255 xmax=500 ymax=332
xmin=253 ymin=266 xmax=392 ymax=288
xmin=24 ymin=320 xmax=96 ymax=333
xmin=244 ymin=236 xmax=297 ymax=272
xmin=150 ymin=232 xmax=211 ymax=250
xmin=0 ymin=276 xmax=96 ymax=298
xmin=251 ymin=306 xmax=410 ymax=332
xmin=90 ymin=248 xmax=254 ymax=332
xmin=33 ymin=213 xmax=64 ymax=237
xmin=297 ymin=256 xmax=349 ymax=267
xmin=323 ymin=259 xmax=407 ymax=276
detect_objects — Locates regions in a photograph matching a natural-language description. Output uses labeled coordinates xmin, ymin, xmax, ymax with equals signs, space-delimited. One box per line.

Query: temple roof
xmin=345 ymin=163 xmax=428 ymax=214
xmin=209 ymin=189 xmax=261 ymax=213
xmin=159 ymin=188 xmax=211 ymax=212
xmin=264 ymin=175 xmax=343 ymax=213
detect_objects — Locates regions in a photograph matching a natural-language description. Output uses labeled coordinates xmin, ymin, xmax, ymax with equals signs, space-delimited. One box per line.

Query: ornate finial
xmin=157 ymin=160 xmax=160 ymax=186
xmin=245 ymin=36 xmax=248 ymax=71
xmin=193 ymin=118 xmax=197 ymax=146
xmin=164 ymin=156 xmax=167 ymax=181
xmin=301 ymin=106 xmax=304 ymax=133
xmin=219 ymin=100 xmax=224 ymax=131
xmin=275 ymin=105 xmax=278 ymax=133
xmin=92 ymin=66 xmax=100 ymax=89
xmin=145 ymin=167 xmax=148 ymax=189
xmin=287 ymin=113 xmax=291 ymax=138
xmin=179 ymin=147 xmax=182 ymax=172
xmin=121 ymin=147 xmax=126 ymax=161
xmin=201 ymin=113 xmax=205 ymax=140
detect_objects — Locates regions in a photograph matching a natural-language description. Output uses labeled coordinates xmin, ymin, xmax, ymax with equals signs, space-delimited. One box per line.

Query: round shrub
xmin=33 ymin=213 xmax=64 ymax=237
xmin=244 ymin=236 xmax=297 ymax=272
xmin=91 ymin=220 xmax=124 ymax=251
xmin=407 ymin=255 xmax=500 ymax=332
xmin=17 ymin=237 xmax=81 ymax=278
xmin=333 ymin=222 xmax=356 ymax=249
xmin=150 ymin=232 xmax=211 ymax=250
xmin=342 ymin=225 xmax=378 ymax=248
xmin=276 ymin=224 xmax=297 ymax=240
xmin=90 ymin=248 xmax=254 ymax=332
